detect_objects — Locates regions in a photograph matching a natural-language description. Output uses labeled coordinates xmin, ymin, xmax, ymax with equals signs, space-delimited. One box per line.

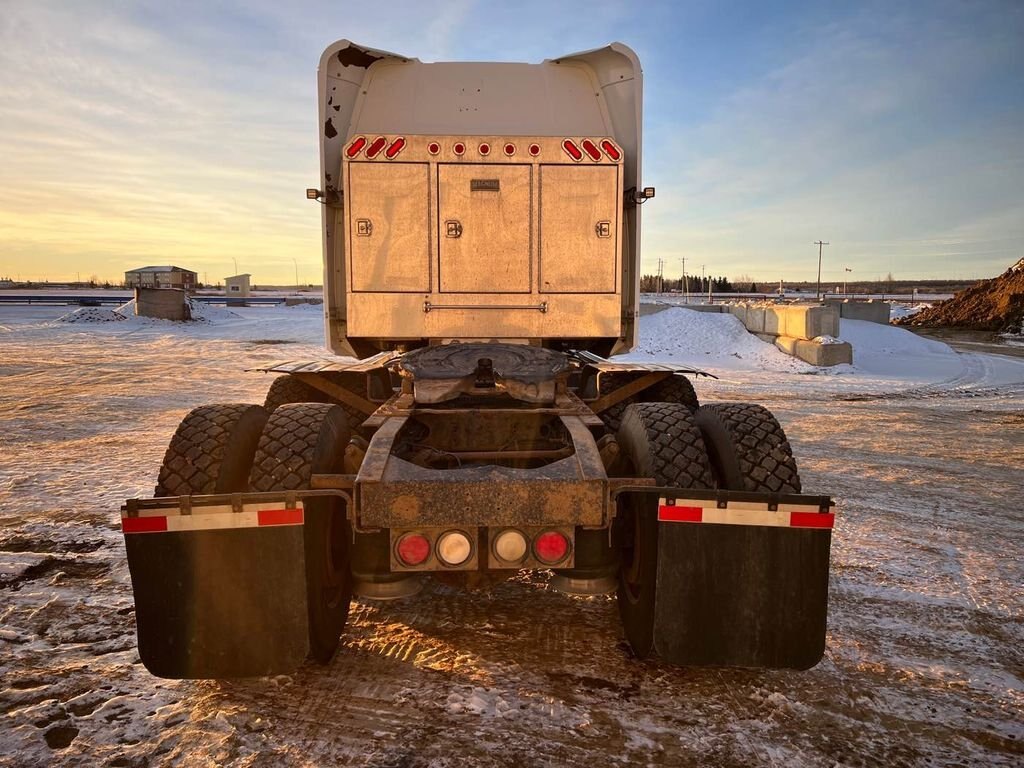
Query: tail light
xmin=493 ymin=529 xmax=528 ymax=564
xmin=365 ymin=136 xmax=387 ymax=159
xmin=385 ymin=137 xmax=406 ymax=159
xmin=396 ymin=533 xmax=431 ymax=566
xmin=534 ymin=530 xmax=570 ymax=564
xmin=478 ymin=142 xmax=490 ymax=156
xmin=503 ymin=143 xmax=516 ymax=156
xmin=345 ymin=136 xmax=367 ymax=158
xmin=528 ymin=143 xmax=541 ymax=157
xmin=600 ymin=139 xmax=621 ymax=161
xmin=427 ymin=141 xmax=440 ymax=155
xmin=562 ymin=139 xmax=583 ymax=161
xmin=437 ymin=531 xmax=472 ymax=566
xmin=453 ymin=142 xmax=466 ymax=156
xmin=581 ymin=139 xmax=601 ymax=161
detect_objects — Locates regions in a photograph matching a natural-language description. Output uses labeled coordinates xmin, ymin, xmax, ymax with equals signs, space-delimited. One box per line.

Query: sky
xmin=1 ymin=0 xmax=1022 ymax=286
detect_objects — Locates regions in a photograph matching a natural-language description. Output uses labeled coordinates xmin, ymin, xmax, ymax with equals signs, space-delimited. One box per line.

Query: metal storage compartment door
xmin=539 ymin=165 xmax=618 ymax=293
xmin=438 ymin=164 xmax=531 ymax=293
xmin=349 ymin=163 xmax=430 ymax=292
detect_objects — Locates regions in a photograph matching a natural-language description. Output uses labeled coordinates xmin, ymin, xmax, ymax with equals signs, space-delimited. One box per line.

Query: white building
xmin=224 ymin=274 xmax=251 ymax=298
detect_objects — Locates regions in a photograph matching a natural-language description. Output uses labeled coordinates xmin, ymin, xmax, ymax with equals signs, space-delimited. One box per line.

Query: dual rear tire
xmin=154 ymin=402 xmax=353 ymax=667
xmin=615 ymin=401 xmax=801 ymax=659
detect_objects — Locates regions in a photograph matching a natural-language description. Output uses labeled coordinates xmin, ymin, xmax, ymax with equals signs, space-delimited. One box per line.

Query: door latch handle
xmin=595 ymin=220 xmax=611 ymax=238
xmin=356 ymin=219 xmax=373 ymax=237
xmin=445 ymin=220 xmax=463 ymax=238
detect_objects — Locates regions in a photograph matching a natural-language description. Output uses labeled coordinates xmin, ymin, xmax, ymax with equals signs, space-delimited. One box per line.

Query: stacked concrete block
xmin=728 ymin=302 xmax=852 ymax=366
xmin=825 ymin=299 xmax=890 ymax=324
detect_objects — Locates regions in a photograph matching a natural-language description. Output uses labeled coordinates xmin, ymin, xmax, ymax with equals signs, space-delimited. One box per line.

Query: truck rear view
xmin=120 ymin=40 xmax=835 ymax=679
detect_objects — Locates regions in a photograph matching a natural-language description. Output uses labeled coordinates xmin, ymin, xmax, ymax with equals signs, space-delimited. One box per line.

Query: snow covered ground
xmin=1 ymin=303 xmax=1022 ymax=766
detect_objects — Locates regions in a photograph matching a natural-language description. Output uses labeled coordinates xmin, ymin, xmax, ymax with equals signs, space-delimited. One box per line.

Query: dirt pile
xmin=897 ymin=258 xmax=1024 ymax=332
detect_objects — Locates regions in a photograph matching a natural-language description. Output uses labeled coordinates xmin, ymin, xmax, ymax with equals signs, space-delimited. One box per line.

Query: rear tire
xmin=600 ymin=373 xmax=699 ymax=433
xmin=694 ymin=403 xmax=801 ymax=493
xmin=615 ymin=402 xmax=714 ymax=658
xmin=155 ymin=404 xmax=268 ymax=497
xmin=263 ymin=375 xmax=329 ymax=412
xmin=248 ymin=403 xmax=352 ymax=663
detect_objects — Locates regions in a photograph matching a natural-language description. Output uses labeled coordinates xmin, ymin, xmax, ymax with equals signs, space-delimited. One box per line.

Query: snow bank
xmin=619 ymin=308 xmax=812 ymax=373
xmin=838 ymin=319 xmax=959 ymax=378
xmin=110 ymin=299 xmax=240 ymax=324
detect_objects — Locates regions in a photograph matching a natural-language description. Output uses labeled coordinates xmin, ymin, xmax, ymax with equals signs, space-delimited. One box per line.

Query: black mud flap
xmin=653 ymin=522 xmax=831 ymax=670
xmin=124 ymin=525 xmax=309 ymax=678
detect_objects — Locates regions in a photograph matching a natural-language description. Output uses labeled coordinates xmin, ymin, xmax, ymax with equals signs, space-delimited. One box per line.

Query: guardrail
xmin=0 ymin=294 xmax=292 ymax=306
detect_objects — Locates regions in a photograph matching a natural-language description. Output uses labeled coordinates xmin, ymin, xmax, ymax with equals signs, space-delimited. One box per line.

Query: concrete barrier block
xmin=135 ymin=287 xmax=189 ymax=321
xmin=744 ymin=305 xmax=767 ymax=333
xmin=680 ymin=304 xmax=725 ymax=313
xmin=727 ymin=304 xmax=747 ymax=325
xmin=778 ymin=305 xmax=840 ymax=340
xmin=793 ymin=339 xmax=852 ymax=366
xmin=774 ymin=335 xmax=799 ymax=355
xmin=834 ymin=300 xmax=890 ymax=324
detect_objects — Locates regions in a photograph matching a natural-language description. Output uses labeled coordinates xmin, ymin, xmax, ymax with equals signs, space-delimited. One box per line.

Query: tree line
xmin=640 ymin=274 xmax=737 ymax=293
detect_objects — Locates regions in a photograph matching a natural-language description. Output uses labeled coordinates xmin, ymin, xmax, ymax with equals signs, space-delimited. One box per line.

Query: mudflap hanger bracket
xmin=121 ymin=488 xmax=353 ymax=679
xmin=615 ymin=486 xmax=836 ymax=671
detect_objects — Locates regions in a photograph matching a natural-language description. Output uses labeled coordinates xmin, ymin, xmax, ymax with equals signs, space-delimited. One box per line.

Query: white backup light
xmin=436 ymin=531 xmax=472 ymax=566
xmin=493 ymin=529 xmax=528 ymax=564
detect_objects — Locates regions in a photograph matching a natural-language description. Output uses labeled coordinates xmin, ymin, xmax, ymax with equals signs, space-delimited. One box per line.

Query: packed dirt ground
xmin=897 ymin=258 xmax=1024 ymax=333
xmin=1 ymin=304 xmax=1022 ymax=767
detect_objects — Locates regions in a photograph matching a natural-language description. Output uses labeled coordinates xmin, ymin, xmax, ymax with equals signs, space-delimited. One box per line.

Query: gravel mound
xmin=56 ymin=307 xmax=127 ymax=323
xmin=897 ymin=258 xmax=1024 ymax=332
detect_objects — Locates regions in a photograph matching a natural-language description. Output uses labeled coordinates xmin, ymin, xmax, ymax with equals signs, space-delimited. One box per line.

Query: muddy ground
xmin=1 ymin=310 xmax=1022 ymax=767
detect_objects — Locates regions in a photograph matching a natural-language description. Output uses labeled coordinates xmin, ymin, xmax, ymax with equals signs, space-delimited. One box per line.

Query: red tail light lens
xmin=453 ymin=142 xmax=466 ymax=156
xmin=528 ymin=143 xmax=541 ymax=157
xmin=385 ymin=137 xmax=406 ymax=159
xmin=562 ymin=139 xmax=583 ymax=161
xmin=581 ymin=139 xmax=601 ymax=161
xmin=396 ymin=533 xmax=431 ymax=566
xmin=478 ymin=142 xmax=490 ymax=156
xmin=534 ymin=530 xmax=569 ymax=564
xmin=600 ymin=139 xmax=621 ymax=161
xmin=503 ymin=143 xmax=516 ymax=156
xmin=365 ymin=136 xmax=387 ymax=158
xmin=427 ymin=141 xmax=440 ymax=155
xmin=345 ymin=136 xmax=367 ymax=158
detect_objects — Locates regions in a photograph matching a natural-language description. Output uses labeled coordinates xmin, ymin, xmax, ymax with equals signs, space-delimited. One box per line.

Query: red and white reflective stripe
xmin=122 ymin=503 xmax=304 ymax=534
xmin=657 ymin=498 xmax=833 ymax=529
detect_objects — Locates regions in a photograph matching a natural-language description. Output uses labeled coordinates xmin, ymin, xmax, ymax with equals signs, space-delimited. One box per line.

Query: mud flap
xmin=124 ymin=525 xmax=309 ymax=678
xmin=653 ymin=522 xmax=831 ymax=670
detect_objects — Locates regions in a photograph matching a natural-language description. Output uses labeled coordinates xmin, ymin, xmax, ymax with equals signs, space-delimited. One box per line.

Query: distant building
xmin=125 ymin=266 xmax=197 ymax=292
xmin=224 ymin=274 xmax=251 ymax=298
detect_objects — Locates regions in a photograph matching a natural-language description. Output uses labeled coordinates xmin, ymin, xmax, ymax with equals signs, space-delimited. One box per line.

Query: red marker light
xmin=534 ymin=530 xmax=569 ymax=564
xmin=427 ymin=141 xmax=440 ymax=155
xmin=581 ymin=139 xmax=601 ymax=161
xmin=397 ymin=533 xmax=431 ymax=566
xmin=453 ymin=142 xmax=466 ymax=155
xmin=478 ymin=142 xmax=490 ymax=156
xmin=366 ymin=136 xmax=387 ymax=158
xmin=385 ymin=137 xmax=406 ymax=159
xmin=528 ymin=143 xmax=541 ymax=157
xmin=345 ymin=136 xmax=367 ymax=158
xmin=562 ymin=139 xmax=583 ymax=161
xmin=504 ymin=143 xmax=516 ymax=156
xmin=600 ymin=139 xmax=621 ymax=161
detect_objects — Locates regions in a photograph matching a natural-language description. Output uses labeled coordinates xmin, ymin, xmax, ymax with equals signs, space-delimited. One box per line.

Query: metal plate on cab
xmin=471 ymin=179 xmax=500 ymax=192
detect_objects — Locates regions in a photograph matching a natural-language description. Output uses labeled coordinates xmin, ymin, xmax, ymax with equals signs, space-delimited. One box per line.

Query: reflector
xmin=503 ymin=143 xmax=516 ymax=156
xmin=428 ymin=141 xmax=441 ymax=155
xmin=453 ymin=142 xmax=466 ymax=156
xmin=478 ymin=142 xmax=490 ymax=156
xmin=528 ymin=143 xmax=541 ymax=156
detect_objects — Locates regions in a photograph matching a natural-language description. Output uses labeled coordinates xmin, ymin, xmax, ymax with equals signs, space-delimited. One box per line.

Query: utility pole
xmin=701 ymin=264 xmax=705 ymax=296
xmin=844 ymin=267 xmax=852 ymax=296
xmin=292 ymin=258 xmax=299 ymax=291
xmin=232 ymin=258 xmax=238 ymax=277
xmin=680 ymin=257 xmax=688 ymax=303
xmin=814 ymin=241 xmax=829 ymax=301
xmin=656 ymin=258 xmax=664 ymax=294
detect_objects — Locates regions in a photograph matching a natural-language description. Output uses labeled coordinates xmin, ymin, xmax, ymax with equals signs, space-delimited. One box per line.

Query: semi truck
xmin=121 ymin=40 xmax=835 ymax=678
